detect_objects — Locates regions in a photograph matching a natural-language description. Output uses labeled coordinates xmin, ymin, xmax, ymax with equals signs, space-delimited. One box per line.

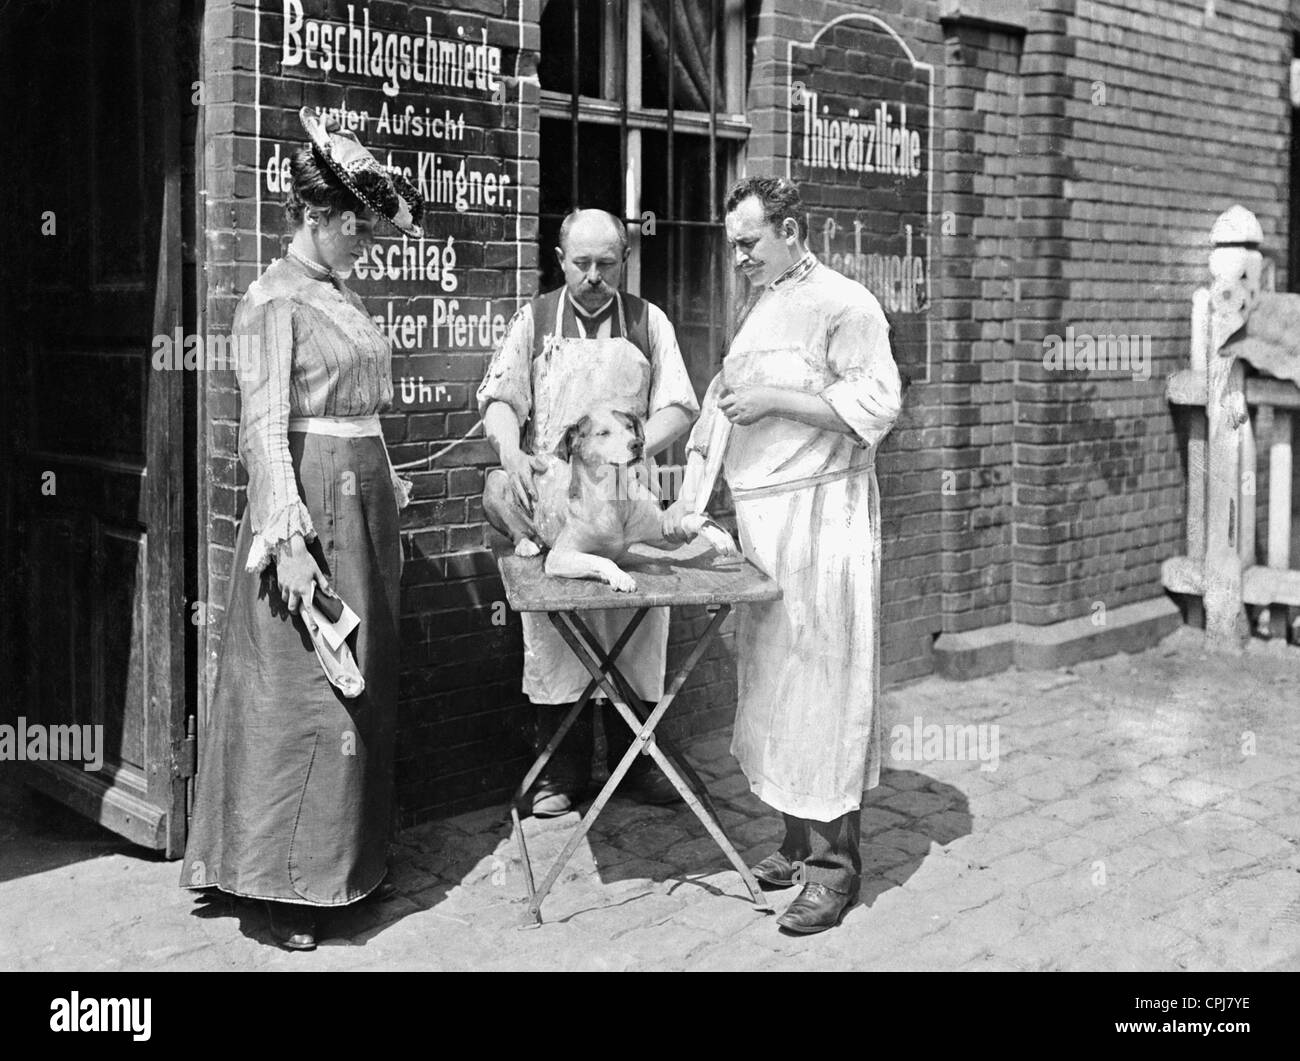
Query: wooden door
xmin=0 ymin=0 xmax=190 ymax=855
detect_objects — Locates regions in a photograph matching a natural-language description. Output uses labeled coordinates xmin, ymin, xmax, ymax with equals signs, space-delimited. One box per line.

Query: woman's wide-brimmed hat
xmin=298 ymin=106 xmax=424 ymax=238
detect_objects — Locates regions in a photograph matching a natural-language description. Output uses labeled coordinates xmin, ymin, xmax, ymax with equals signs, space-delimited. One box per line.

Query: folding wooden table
xmin=498 ymin=537 xmax=782 ymax=925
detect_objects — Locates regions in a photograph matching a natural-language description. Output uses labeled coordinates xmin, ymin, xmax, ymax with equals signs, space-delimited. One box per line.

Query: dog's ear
xmin=554 ymin=416 xmax=589 ymax=462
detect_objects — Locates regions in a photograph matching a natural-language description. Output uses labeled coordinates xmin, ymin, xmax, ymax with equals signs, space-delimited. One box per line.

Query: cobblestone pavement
xmin=2 ymin=626 xmax=1298 ymax=971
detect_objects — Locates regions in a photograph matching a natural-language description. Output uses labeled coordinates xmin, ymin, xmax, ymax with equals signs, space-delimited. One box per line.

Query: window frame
xmin=537 ymin=0 xmax=749 ymax=380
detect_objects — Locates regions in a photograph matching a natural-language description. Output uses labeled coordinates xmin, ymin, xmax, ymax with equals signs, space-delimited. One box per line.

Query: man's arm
xmin=483 ymin=399 xmax=523 ymax=462
xmin=483 ymin=399 xmax=545 ymax=509
xmin=643 ymin=304 xmax=700 ymax=457
xmin=720 ymin=296 xmax=900 ymax=440
xmin=644 ymin=404 xmax=693 ymax=457
xmin=719 ymin=387 xmax=856 ymax=434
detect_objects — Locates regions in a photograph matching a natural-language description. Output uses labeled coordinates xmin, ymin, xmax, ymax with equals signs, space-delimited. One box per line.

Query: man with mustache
xmin=477 ymin=208 xmax=699 ymax=816
xmin=666 ymin=175 xmax=904 ymax=933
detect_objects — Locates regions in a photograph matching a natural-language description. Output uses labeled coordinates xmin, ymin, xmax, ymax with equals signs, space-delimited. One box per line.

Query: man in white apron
xmin=666 ymin=176 xmax=904 ymax=933
xmin=477 ymin=209 xmax=699 ymax=816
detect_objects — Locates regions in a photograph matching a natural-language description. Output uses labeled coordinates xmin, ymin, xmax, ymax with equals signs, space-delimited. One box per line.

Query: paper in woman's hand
xmin=301 ymin=593 xmax=365 ymax=698
xmin=307 ymin=592 xmax=360 ymax=651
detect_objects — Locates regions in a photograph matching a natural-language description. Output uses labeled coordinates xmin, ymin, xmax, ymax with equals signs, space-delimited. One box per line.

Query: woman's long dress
xmin=181 ymin=256 xmax=404 ymax=905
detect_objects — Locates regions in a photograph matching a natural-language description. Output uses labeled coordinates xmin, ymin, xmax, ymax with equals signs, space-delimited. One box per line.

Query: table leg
xmin=511 ymin=607 xmax=650 ymax=925
xmin=565 ymin=611 xmax=722 ymax=819
xmin=510 ymin=607 xmax=649 ymax=809
xmin=536 ymin=605 xmax=770 ymax=923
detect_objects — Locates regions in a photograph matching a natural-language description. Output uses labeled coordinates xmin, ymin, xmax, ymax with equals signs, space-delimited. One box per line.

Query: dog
xmin=507 ymin=407 xmax=738 ymax=592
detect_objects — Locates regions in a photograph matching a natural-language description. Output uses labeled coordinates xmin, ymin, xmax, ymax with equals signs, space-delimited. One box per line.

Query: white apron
xmin=721 ymin=318 xmax=889 ymax=822
xmin=520 ymin=295 xmax=670 ymax=705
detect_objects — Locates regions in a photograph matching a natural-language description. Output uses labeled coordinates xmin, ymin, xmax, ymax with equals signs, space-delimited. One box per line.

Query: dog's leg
xmin=678 ymin=513 xmax=741 ymax=557
xmin=483 ymin=469 xmax=541 ymax=556
xmin=546 ymin=548 xmax=637 ymax=592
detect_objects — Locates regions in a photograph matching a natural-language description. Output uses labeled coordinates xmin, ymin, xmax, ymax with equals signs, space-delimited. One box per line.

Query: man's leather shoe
xmin=776 ymin=882 xmax=858 ymax=934
xmin=531 ymin=705 xmax=592 ymax=817
xmin=750 ymin=851 xmax=805 ymax=889
xmin=264 ymin=900 xmax=317 ymax=950
xmin=618 ymin=763 xmax=683 ymax=806
xmin=531 ymin=781 xmax=582 ymax=817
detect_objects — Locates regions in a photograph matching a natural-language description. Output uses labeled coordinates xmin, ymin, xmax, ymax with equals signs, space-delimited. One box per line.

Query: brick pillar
xmin=937 ymin=18 xmax=1022 ymax=637
xmin=1012 ymin=0 xmax=1078 ymax=627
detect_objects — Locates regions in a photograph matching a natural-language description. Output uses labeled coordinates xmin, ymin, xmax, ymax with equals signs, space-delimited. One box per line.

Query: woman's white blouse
xmin=232 ymin=255 xmax=398 ymax=573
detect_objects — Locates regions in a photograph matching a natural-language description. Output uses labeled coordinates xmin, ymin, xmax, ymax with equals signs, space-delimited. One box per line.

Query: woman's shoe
xmin=264 ymin=900 xmax=317 ymax=950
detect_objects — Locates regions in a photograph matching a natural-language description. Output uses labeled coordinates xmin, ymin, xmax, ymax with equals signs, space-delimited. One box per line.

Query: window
xmin=537 ymin=0 xmax=749 ymax=404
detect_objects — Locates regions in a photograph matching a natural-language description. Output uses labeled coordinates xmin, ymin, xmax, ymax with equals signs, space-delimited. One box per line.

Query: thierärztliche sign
xmin=788 ymin=15 xmax=933 ymax=382
xmin=255 ymin=0 xmax=525 ymax=409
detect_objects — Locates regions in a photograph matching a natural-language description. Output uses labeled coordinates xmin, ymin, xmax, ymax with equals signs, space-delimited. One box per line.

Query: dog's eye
xmin=599 ymin=429 xmax=610 ymax=436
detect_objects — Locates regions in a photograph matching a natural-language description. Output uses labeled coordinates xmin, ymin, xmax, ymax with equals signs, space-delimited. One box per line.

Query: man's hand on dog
xmin=661 ymin=499 xmax=694 ymax=542
xmin=503 ymin=450 xmax=549 ymax=514
xmin=661 ymin=502 xmax=742 ymax=557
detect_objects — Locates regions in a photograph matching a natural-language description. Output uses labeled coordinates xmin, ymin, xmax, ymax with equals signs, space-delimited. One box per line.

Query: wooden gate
xmin=1163 ymin=205 xmax=1300 ymax=650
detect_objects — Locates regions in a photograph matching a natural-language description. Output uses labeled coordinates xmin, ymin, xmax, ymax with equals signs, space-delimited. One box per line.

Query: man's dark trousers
xmin=778 ymin=810 xmax=861 ymax=893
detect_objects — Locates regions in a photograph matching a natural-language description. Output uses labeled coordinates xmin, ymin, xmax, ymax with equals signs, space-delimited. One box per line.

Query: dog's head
xmin=554 ymin=407 xmax=645 ymax=467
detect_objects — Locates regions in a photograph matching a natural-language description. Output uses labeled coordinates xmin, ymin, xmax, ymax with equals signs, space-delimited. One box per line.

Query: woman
xmin=180 ymin=108 xmax=422 ymax=950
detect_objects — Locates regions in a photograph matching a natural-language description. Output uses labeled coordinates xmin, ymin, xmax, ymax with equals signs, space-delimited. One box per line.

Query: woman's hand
xmin=719 ymin=386 xmax=784 ymax=426
xmin=276 ymin=535 xmax=333 ymax=614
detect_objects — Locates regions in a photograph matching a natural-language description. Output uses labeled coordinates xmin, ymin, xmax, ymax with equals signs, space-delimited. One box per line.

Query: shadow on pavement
xmin=0 ymin=778 xmax=155 ymax=885
xmin=183 ymin=759 xmax=975 ymax=949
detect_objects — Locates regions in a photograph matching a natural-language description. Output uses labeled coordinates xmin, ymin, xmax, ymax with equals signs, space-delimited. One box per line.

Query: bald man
xmin=477 ymin=209 xmax=699 ymax=816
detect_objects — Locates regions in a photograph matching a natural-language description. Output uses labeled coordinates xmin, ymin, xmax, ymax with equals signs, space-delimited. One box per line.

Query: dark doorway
xmin=0 ymin=0 xmax=200 ymax=856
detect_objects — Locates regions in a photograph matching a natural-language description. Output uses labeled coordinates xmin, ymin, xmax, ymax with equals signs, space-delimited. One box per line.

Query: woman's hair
xmin=284 ymin=145 xmax=365 ymax=226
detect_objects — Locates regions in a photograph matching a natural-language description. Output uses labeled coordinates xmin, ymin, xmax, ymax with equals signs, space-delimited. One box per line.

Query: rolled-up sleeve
xmin=685 ymin=371 xmax=726 ymax=459
xmin=819 ymin=296 xmax=903 ymax=448
xmin=646 ymin=304 xmax=700 ymax=419
xmin=476 ymin=303 xmax=534 ymax=426
xmin=235 ymin=295 xmax=316 ymax=573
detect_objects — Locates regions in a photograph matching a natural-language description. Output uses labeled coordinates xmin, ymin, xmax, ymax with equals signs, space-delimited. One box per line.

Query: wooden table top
xmin=498 ymin=538 xmax=782 ymax=612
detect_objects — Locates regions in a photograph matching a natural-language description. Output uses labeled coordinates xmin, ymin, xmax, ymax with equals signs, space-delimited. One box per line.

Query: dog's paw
xmin=680 ymin=514 xmax=706 ymax=536
xmin=514 ymin=539 xmax=541 ymax=558
xmin=700 ymin=525 xmax=741 ymax=558
xmin=606 ymin=569 xmax=638 ymax=593
xmin=681 ymin=515 xmax=741 ymax=558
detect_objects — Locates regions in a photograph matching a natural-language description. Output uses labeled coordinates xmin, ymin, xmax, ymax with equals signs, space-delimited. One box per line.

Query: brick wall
xmin=749 ymin=0 xmax=950 ymax=685
xmin=750 ymin=0 xmax=1295 ymax=656
xmin=198 ymin=0 xmax=1299 ymax=823
xmin=936 ymin=16 xmax=1019 ymax=636
xmin=1017 ymin=0 xmax=1292 ymax=625
xmin=199 ymin=0 xmax=741 ymax=824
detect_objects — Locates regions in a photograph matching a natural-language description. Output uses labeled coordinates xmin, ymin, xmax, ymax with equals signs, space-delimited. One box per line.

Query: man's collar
xmin=769 ymin=251 xmax=817 ymax=290
xmin=566 ymin=290 xmax=616 ymax=320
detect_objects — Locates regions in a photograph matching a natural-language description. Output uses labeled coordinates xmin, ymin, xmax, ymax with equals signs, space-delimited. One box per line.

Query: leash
xmin=390 ymin=419 xmax=485 ymax=471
